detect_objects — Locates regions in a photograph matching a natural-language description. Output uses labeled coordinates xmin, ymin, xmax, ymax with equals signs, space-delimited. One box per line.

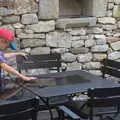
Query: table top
xmin=24 ymin=70 xmax=120 ymax=98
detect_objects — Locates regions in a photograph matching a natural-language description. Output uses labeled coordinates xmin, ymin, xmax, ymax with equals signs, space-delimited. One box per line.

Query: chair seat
xmin=66 ymin=100 xmax=117 ymax=119
xmin=66 ymin=100 xmax=89 ymax=118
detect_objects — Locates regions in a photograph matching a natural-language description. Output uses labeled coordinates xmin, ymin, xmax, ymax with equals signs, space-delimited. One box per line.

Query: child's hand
xmin=19 ymin=52 xmax=27 ymax=57
xmin=21 ymin=76 xmax=37 ymax=81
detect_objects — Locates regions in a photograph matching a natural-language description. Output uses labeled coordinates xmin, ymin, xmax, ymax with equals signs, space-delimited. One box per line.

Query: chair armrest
xmin=58 ymin=105 xmax=81 ymax=120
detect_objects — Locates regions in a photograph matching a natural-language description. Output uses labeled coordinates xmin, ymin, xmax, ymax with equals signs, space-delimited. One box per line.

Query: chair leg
xmin=57 ymin=108 xmax=65 ymax=120
xmin=57 ymin=106 xmax=81 ymax=120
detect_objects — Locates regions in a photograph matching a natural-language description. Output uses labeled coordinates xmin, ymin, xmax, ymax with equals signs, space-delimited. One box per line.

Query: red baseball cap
xmin=0 ymin=28 xmax=17 ymax=50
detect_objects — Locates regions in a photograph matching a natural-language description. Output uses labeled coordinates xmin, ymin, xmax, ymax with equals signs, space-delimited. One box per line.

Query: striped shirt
xmin=0 ymin=52 xmax=7 ymax=92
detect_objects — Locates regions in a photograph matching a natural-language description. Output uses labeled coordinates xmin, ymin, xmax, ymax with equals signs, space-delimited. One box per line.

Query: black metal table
xmin=20 ymin=70 xmax=120 ymax=120
xmin=1 ymin=70 xmax=120 ymax=120
xmin=24 ymin=70 xmax=120 ymax=98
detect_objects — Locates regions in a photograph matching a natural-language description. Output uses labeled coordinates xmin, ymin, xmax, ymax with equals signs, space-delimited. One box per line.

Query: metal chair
xmin=16 ymin=53 xmax=74 ymax=120
xmin=66 ymin=87 xmax=120 ymax=120
xmin=101 ymin=59 xmax=120 ymax=80
xmin=16 ymin=53 xmax=61 ymax=74
xmin=0 ymin=97 xmax=39 ymax=120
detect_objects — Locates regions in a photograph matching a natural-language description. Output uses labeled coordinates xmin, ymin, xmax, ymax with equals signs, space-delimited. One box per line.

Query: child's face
xmin=0 ymin=38 xmax=9 ymax=50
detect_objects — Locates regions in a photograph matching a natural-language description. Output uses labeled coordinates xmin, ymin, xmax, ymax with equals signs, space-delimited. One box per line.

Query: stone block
xmin=26 ymin=21 xmax=55 ymax=33
xmin=113 ymin=5 xmax=120 ymax=18
xmin=77 ymin=53 xmax=92 ymax=63
xmin=21 ymin=14 xmax=38 ymax=25
xmin=108 ymin=51 xmax=120 ymax=60
xmin=31 ymin=47 xmax=50 ymax=55
xmin=13 ymin=0 xmax=38 ymax=15
xmin=110 ymin=41 xmax=120 ymax=50
xmin=56 ymin=18 xmax=96 ymax=29
xmin=46 ymin=32 xmax=72 ymax=48
xmin=82 ymin=0 xmax=107 ymax=17
xmin=2 ymin=15 xmax=20 ymax=24
xmin=39 ymin=0 xmax=59 ymax=19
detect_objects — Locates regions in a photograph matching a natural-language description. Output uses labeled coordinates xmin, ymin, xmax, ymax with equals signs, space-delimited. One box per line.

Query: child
xmin=0 ymin=28 xmax=36 ymax=83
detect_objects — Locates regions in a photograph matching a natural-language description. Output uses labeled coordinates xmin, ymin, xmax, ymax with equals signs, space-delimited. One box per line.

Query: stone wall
xmin=0 ymin=0 xmax=120 ymax=76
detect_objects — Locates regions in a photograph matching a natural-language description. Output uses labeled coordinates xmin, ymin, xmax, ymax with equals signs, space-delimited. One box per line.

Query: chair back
xmin=16 ymin=53 xmax=61 ymax=73
xmin=101 ymin=59 xmax=120 ymax=78
xmin=87 ymin=87 xmax=120 ymax=120
xmin=0 ymin=97 xmax=39 ymax=120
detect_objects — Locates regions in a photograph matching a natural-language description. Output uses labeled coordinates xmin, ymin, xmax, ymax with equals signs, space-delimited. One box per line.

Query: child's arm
xmin=4 ymin=52 xmax=26 ymax=59
xmin=0 ymin=62 xmax=36 ymax=81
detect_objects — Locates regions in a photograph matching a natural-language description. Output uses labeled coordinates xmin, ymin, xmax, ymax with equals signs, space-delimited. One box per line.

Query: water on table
xmin=25 ymin=75 xmax=90 ymax=88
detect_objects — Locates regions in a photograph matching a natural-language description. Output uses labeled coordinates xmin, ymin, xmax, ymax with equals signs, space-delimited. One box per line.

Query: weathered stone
xmin=80 ymin=36 xmax=89 ymax=40
xmin=89 ymin=70 xmax=102 ymax=76
xmin=108 ymin=51 xmax=120 ymax=60
xmin=71 ymin=40 xmax=84 ymax=48
xmin=106 ymin=10 xmax=113 ymax=17
xmin=36 ymin=0 xmax=39 ymax=2
xmin=72 ymin=36 xmax=81 ymax=41
xmin=98 ymin=17 xmax=116 ymax=24
xmin=61 ymin=53 xmax=76 ymax=62
xmin=96 ymin=39 xmax=106 ymax=45
xmin=24 ymin=48 xmax=31 ymax=53
xmin=108 ymin=2 xmax=114 ymax=10
xmin=93 ymin=53 xmax=107 ymax=61
xmin=83 ymin=62 xmax=101 ymax=70
xmin=106 ymin=37 xmax=120 ymax=43
xmin=83 ymin=0 xmax=107 ymax=17
xmin=114 ymin=0 xmax=120 ymax=4
xmin=15 ymin=29 xmax=23 ymax=35
xmin=72 ymin=36 xmax=88 ymax=41
xmin=13 ymin=0 xmax=38 ymax=15
xmin=70 ymin=28 xmax=86 ymax=36
xmin=91 ymin=45 xmax=108 ymax=52
xmin=0 ymin=16 xmax=2 ymax=20
xmin=21 ymin=14 xmax=38 ymax=25
xmin=113 ymin=5 xmax=120 ymax=17
xmin=108 ymin=0 xmax=114 ymax=2
xmin=56 ymin=17 xmax=97 ymax=29
xmin=87 ymin=27 xmax=103 ymax=34
xmin=39 ymin=0 xmax=59 ymax=19
xmin=17 ymin=33 xmax=45 ymax=39
xmin=51 ymin=48 xmax=68 ymax=54
xmin=77 ymin=53 xmax=92 ymax=63
xmin=21 ymin=39 xmax=46 ymax=48
xmin=85 ymin=39 xmax=95 ymax=47
xmin=0 ymin=7 xmax=13 ymax=16
xmin=70 ymin=47 xmax=89 ymax=54
xmin=24 ymin=29 xmax=34 ymax=34
xmin=102 ymin=25 xmax=117 ymax=30
xmin=110 ymin=41 xmax=120 ymax=50
xmin=67 ymin=62 xmax=82 ymax=71
xmin=26 ymin=21 xmax=55 ymax=33
xmin=13 ymin=23 xmax=24 ymax=29
xmin=61 ymin=63 xmax=67 ymax=71
xmin=94 ymin=35 xmax=106 ymax=39
xmin=46 ymin=32 xmax=72 ymax=48
xmin=2 ymin=16 xmax=20 ymax=24
xmin=104 ymin=31 xmax=113 ymax=36
xmin=114 ymin=33 xmax=120 ymax=37
xmin=31 ymin=47 xmax=50 ymax=55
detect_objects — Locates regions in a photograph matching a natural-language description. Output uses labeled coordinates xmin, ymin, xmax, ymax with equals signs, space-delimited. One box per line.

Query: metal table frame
xmin=17 ymin=70 xmax=120 ymax=120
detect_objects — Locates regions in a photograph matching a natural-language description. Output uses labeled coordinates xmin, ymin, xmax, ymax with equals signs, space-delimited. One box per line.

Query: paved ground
xmin=37 ymin=109 xmax=120 ymax=120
